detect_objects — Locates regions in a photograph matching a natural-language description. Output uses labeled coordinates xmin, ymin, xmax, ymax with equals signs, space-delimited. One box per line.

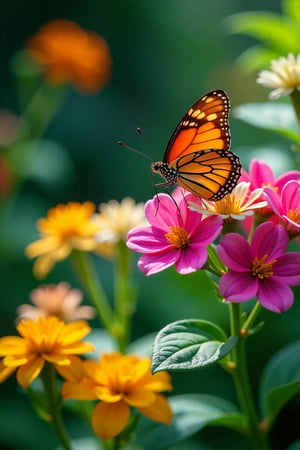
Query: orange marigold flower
xmin=62 ymin=352 xmax=173 ymax=440
xmin=16 ymin=282 xmax=96 ymax=323
xmin=0 ymin=316 xmax=94 ymax=388
xmin=26 ymin=19 xmax=111 ymax=94
xmin=26 ymin=201 xmax=100 ymax=279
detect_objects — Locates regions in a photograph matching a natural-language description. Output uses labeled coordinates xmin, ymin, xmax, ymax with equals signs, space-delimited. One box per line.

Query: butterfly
xmin=151 ymin=89 xmax=241 ymax=201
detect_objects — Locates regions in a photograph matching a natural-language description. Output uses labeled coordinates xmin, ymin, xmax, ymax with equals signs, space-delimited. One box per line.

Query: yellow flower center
xmin=214 ymin=195 xmax=242 ymax=218
xmin=251 ymin=255 xmax=277 ymax=280
xmin=165 ymin=225 xmax=190 ymax=248
xmin=287 ymin=208 xmax=300 ymax=225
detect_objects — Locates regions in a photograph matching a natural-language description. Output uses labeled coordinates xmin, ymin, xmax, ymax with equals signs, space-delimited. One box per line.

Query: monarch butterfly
xmin=151 ymin=89 xmax=241 ymax=201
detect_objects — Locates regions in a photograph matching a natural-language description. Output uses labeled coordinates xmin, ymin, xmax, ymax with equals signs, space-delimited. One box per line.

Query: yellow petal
xmin=124 ymin=389 xmax=155 ymax=407
xmin=26 ymin=238 xmax=59 ymax=258
xmin=139 ymin=393 xmax=173 ymax=425
xmin=16 ymin=356 xmax=44 ymax=388
xmin=91 ymin=401 xmax=130 ymax=440
xmin=33 ymin=255 xmax=55 ymax=279
xmin=60 ymin=321 xmax=92 ymax=344
xmin=0 ymin=360 xmax=16 ymax=383
xmin=61 ymin=378 xmax=97 ymax=400
xmin=55 ymin=355 xmax=85 ymax=382
xmin=94 ymin=386 xmax=123 ymax=403
xmin=0 ymin=336 xmax=27 ymax=355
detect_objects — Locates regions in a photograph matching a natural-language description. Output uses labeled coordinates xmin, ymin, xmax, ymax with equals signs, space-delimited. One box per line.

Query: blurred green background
xmin=1 ymin=0 xmax=300 ymax=449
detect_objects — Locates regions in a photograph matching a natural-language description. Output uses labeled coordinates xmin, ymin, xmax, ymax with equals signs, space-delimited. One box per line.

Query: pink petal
xmin=175 ymin=245 xmax=208 ymax=274
xmin=127 ymin=226 xmax=171 ymax=253
xmin=281 ymin=180 xmax=300 ymax=211
xmin=272 ymin=253 xmax=300 ymax=285
xmin=264 ymin=187 xmax=282 ymax=216
xmin=276 ymin=170 xmax=300 ymax=192
xmin=145 ymin=194 xmax=181 ymax=230
xmin=137 ymin=249 xmax=179 ymax=275
xmin=188 ymin=215 xmax=223 ymax=244
xmin=257 ymin=280 xmax=294 ymax=313
xmin=251 ymin=222 xmax=288 ymax=260
xmin=217 ymin=234 xmax=252 ymax=271
xmin=249 ymin=159 xmax=275 ymax=189
xmin=219 ymin=271 xmax=258 ymax=302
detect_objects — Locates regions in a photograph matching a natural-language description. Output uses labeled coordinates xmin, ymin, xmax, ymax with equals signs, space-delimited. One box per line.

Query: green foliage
xmin=234 ymin=102 xmax=300 ymax=144
xmin=259 ymin=341 xmax=300 ymax=425
xmin=152 ymin=319 xmax=237 ymax=373
xmin=225 ymin=0 xmax=300 ymax=72
xmin=132 ymin=394 xmax=244 ymax=450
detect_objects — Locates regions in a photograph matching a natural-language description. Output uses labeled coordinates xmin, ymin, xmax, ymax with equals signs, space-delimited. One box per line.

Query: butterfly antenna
xmin=118 ymin=139 xmax=153 ymax=161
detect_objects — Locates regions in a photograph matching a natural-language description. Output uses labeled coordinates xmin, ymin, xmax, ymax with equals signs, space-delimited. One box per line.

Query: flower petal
xmin=91 ymin=401 xmax=130 ymax=440
xmin=16 ymin=357 xmax=44 ymax=388
xmin=217 ymin=234 xmax=251 ymax=271
xmin=272 ymin=253 xmax=300 ymax=285
xmin=219 ymin=272 xmax=258 ymax=302
xmin=257 ymin=280 xmax=294 ymax=313
xmin=137 ymin=249 xmax=179 ymax=276
xmin=62 ymin=378 xmax=97 ymax=400
xmin=145 ymin=194 xmax=180 ymax=229
xmin=175 ymin=245 xmax=207 ymax=274
xmin=251 ymin=222 xmax=288 ymax=260
xmin=0 ymin=360 xmax=16 ymax=383
xmin=139 ymin=393 xmax=173 ymax=425
xmin=127 ymin=226 xmax=171 ymax=253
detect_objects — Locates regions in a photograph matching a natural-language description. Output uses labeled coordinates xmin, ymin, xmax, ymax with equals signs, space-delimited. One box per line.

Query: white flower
xmin=94 ymin=197 xmax=146 ymax=244
xmin=188 ymin=182 xmax=267 ymax=221
xmin=257 ymin=53 xmax=300 ymax=99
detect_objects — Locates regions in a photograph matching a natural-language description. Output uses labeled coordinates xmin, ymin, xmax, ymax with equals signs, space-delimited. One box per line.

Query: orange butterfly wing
xmin=157 ymin=89 xmax=241 ymax=201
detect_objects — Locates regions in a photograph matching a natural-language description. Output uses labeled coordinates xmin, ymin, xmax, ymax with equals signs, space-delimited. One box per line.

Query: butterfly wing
xmin=160 ymin=89 xmax=241 ymax=200
xmin=163 ymin=89 xmax=231 ymax=162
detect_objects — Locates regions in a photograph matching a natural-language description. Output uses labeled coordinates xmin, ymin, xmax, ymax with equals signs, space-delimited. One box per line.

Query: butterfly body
xmin=152 ymin=89 xmax=242 ymax=201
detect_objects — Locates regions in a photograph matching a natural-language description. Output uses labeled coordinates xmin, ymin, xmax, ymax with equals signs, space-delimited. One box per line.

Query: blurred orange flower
xmin=26 ymin=201 xmax=100 ymax=278
xmin=17 ymin=282 xmax=96 ymax=323
xmin=26 ymin=19 xmax=111 ymax=93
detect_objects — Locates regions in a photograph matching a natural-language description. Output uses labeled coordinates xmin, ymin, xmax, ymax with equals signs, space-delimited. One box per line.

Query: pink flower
xmin=127 ymin=193 xmax=223 ymax=276
xmin=264 ymin=180 xmax=300 ymax=238
xmin=217 ymin=222 xmax=300 ymax=313
xmin=240 ymin=159 xmax=300 ymax=215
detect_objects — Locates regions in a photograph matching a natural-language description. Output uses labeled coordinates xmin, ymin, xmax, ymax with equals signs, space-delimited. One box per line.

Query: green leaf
xmin=151 ymin=319 xmax=237 ymax=373
xmin=225 ymin=12 xmax=300 ymax=53
xmin=259 ymin=341 xmax=300 ymax=424
xmin=283 ymin=0 xmax=300 ymax=23
xmin=233 ymin=45 xmax=280 ymax=72
xmin=234 ymin=102 xmax=300 ymax=144
xmin=134 ymin=394 xmax=244 ymax=450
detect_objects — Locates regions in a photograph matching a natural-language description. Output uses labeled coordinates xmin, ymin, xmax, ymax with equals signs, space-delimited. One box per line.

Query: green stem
xmin=14 ymin=84 xmax=67 ymax=143
xmin=40 ymin=363 xmax=72 ymax=450
xmin=114 ymin=242 xmax=136 ymax=352
xmin=229 ymin=303 xmax=269 ymax=450
xmin=290 ymin=89 xmax=300 ymax=126
xmin=71 ymin=250 xmax=117 ymax=334
xmin=242 ymin=301 xmax=263 ymax=333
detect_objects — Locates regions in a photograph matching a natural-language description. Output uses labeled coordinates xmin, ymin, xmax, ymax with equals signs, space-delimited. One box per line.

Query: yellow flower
xmin=16 ymin=282 xmax=96 ymax=323
xmin=189 ymin=182 xmax=267 ymax=223
xmin=26 ymin=19 xmax=111 ymax=94
xmin=62 ymin=352 xmax=173 ymax=440
xmin=0 ymin=316 xmax=94 ymax=388
xmin=94 ymin=197 xmax=146 ymax=258
xmin=257 ymin=53 xmax=300 ymax=99
xmin=26 ymin=202 xmax=100 ymax=278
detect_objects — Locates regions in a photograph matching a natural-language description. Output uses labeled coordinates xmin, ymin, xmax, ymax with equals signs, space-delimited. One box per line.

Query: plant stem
xmin=114 ymin=241 xmax=137 ymax=352
xmin=40 ymin=363 xmax=72 ymax=450
xmin=71 ymin=250 xmax=117 ymax=334
xmin=229 ymin=303 xmax=269 ymax=450
xmin=291 ymin=89 xmax=300 ymax=125
xmin=242 ymin=301 xmax=263 ymax=333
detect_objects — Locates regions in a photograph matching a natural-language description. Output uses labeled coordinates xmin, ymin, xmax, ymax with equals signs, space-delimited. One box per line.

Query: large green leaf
xmin=259 ymin=341 xmax=300 ymax=424
xmin=234 ymin=102 xmax=300 ymax=144
xmin=225 ymin=12 xmax=300 ymax=53
xmin=152 ymin=319 xmax=237 ymax=373
xmin=283 ymin=0 xmax=300 ymax=23
xmin=132 ymin=394 xmax=245 ymax=450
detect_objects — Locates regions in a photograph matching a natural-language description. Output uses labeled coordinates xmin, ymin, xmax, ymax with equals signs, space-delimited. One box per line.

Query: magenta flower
xmin=217 ymin=222 xmax=300 ymax=313
xmin=127 ymin=193 xmax=223 ymax=276
xmin=264 ymin=180 xmax=300 ymax=238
